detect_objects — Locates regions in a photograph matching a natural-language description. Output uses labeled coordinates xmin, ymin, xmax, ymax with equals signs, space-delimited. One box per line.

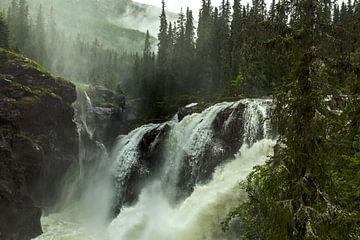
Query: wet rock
xmin=92 ymin=104 xmax=141 ymax=148
xmin=177 ymin=103 xmax=201 ymax=121
xmin=89 ymin=85 xmax=125 ymax=110
xmin=0 ymin=49 xmax=78 ymax=240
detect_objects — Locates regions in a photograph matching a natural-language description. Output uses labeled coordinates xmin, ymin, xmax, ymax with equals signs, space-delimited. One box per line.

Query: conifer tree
xmin=196 ymin=0 xmax=216 ymax=96
xmin=219 ymin=0 xmax=231 ymax=91
xmin=0 ymin=13 xmax=9 ymax=49
xmin=183 ymin=8 xmax=195 ymax=91
xmin=184 ymin=8 xmax=195 ymax=53
xmin=157 ymin=0 xmax=169 ymax=72
xmin=156 ymin=0 xmax=169 ymax=98
xmin=17 ymin=0 xmax=29 ymax=51
xmin=142 ymin=30 xmax=154 ymax=95
xmin=230 ymin=0 xmax=242 ymax=81
xmin=33 ymin=5 xmax=47 ymax=64
xmin=223 ymin=0 xmax=360 ymax=238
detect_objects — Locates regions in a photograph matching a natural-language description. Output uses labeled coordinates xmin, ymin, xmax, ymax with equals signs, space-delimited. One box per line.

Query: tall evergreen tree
xmin=223 ymin=0 xmax=360 ymax=238
xmin=157 ymin=0 xmax=169 ymax=72
xmin=33 ymin=5 xmax=47 ymax=64
xmin=0 ymin=13 xmax=9 ymax=49
xmin=183 ymin=8 xmax=196 ymax=91
xmin=184 ymin=8 xmax=195 ymax=49
xmin=230 ymin=0 xmax=243 ymax=81
xmin=156 ymin=0 xmax=169 ymax=97
xmin=142 ymin=30 xmax=154 ymax=96
xmin=219 ymin=0 xmax=231 ymax=91
xmin=196 ymin=0 xmax=216 ymax=96
xmin=17 ymin=0 xmax=29 ymax=51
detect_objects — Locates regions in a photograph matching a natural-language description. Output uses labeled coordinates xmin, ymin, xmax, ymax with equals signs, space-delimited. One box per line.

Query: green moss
xmin=0 ymin=48 xmax=76 ymax=98
xmin=75 ymin=83 xmax=92 ymax=93
xmin=0 ymin=48 xmax=51 ymax=75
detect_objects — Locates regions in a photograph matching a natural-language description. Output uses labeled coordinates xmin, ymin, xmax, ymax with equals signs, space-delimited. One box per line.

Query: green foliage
xmin=221 ymin=0 xmax=360 ymax=239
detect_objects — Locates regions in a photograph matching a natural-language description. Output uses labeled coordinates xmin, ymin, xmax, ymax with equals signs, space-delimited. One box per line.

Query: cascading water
xmin=33 ymin=98 xmax=275 ymax=240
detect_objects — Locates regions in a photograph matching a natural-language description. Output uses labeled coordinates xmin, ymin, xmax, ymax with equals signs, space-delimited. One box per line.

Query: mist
xmin=108 ymin=1 xmax=178 ymax=36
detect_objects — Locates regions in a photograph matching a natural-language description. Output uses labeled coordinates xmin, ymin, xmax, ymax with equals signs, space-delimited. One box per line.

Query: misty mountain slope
xmin=0 ymin=0 xmax=178 ymax=51
xmin=108 ymin=1 xmax=178 ymax=36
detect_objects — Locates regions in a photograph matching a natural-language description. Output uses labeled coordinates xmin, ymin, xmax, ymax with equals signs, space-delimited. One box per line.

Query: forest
xmin=0 ymin=0 xmax=359 ymax=239
xmin=1 ymin=0 xmax=359 ymax=115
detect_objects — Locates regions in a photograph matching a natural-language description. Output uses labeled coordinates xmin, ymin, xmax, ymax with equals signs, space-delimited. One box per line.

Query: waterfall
xmin=108 ymin=140 xmax=275 ymax=240
xmin=33 ymin=98 xmax=275 ymax=240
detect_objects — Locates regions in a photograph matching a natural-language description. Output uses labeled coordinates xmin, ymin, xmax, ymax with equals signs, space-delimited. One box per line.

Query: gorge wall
xmin=0 ymin=49 xmax=78 ymax=240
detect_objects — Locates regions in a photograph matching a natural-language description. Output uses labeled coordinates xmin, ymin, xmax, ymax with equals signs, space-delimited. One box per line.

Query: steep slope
xmin=0 ymin=48 xmax=78 ymax=240
xmin=0 ymin=0 xmax=177 ymax=51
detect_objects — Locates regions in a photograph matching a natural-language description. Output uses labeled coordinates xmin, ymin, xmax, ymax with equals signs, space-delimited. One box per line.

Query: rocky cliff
xmin=0 ymin=49 xmax=78 ymax=240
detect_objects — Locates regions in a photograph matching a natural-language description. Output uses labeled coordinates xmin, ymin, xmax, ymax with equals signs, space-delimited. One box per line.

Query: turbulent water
xmin=33 ymin=99 xmax=275 ymax=240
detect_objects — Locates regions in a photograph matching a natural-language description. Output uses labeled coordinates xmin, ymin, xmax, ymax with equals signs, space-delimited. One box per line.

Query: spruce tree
xmin=223 ymin=0 xmax=359 ymax=238
xmin=142 ymin=30 xmax=153 ymax=95
xmin=157 ymin=0 xmax=168 ymax=72
xmin=0 ymin=13 xmax=9 ymax=49
xmin=230 ymin=0 xmax=242 ymax=82
xmin=33 ymin=5 xmax=47 ymax=64
xmin=219 ymin=0 xmax=231 ymax=92
xmin=156 ymin=0 xmax=169 ymax=98
xmin=17 ymin=0 xmax=29 ymax=51
xmin=183 ymin=8 xmax=195 ymax=92
xmin=184 ymin=8 xmax=195 ymax=50
xmin=196 ymin=0 xmax=216 ymax=96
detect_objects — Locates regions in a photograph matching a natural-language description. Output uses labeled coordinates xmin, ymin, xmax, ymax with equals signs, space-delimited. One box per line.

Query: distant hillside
xmin=108 ymin=1 xmax=178 ymax=37
xmin=0 ymin=0 xmax=178 ymax=52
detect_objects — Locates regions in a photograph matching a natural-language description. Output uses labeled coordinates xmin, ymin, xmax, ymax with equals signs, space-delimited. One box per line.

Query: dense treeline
xmin=135 ymin=0 xmax=360 ymax=111
xmin=2 ymin=0 xmax=360 ymax=116
xmin=1 ymin=0 xmax=136 ymax=92
xmin=213 ymin=0 xmax=360 ymax=238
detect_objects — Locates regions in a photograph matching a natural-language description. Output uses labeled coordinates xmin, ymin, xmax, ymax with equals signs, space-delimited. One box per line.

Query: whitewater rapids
xmin=34 ymin=139 xmax=274 ymax=240
xmin=33 ymin=99 xmax=275 ymax=240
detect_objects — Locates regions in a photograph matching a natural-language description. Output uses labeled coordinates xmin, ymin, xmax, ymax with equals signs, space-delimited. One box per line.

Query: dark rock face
xmin=0 ymin=49 xmax=78 ymax=239
xmin=75 ymin=89 xmax=141 ymax=149
xmin=89 ymin=85 xmax=125 ymax=110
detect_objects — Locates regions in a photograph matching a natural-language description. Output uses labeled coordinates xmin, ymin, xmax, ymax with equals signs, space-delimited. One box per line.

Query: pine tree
xmin=185 ymin=8 xmax=195 ymax=49
xmin=157 ymin=0 xmax=168 ymax=72
xmin=219 ymin=0 xmax=231 ymax=92
xmin=0 ymin=13 xmax=9 ymax=49
xmin=33 ymin=5 xmax=47 ymax=64
xmin=230 ymin=0 xmax=243 ymax=82
xmin=183 ymin=8 xmax=196 ymax=92
xmin=156 ymin=0 xmax=169 ymax=98
xmin=223 ymin=0 xmax=360 ymax=238
xmin=132 ymin=52 xmax=141 ymax=97
xmin=142 ymin=30 xmax=153 ymax=95
xmin=167 ymin=21 xmax=175 ymax=66
xmin=17 ymin=0 xmax=29 ymax=51
xmin=47 ymin=7 xmax=59 ymax=67
xmin=7 ymin=0 xmax=18 ymax=48
xmin=196 ymin=0 xmax=216 ymax=96
xmin=143 ymin=30 xmax=151 ymax=60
